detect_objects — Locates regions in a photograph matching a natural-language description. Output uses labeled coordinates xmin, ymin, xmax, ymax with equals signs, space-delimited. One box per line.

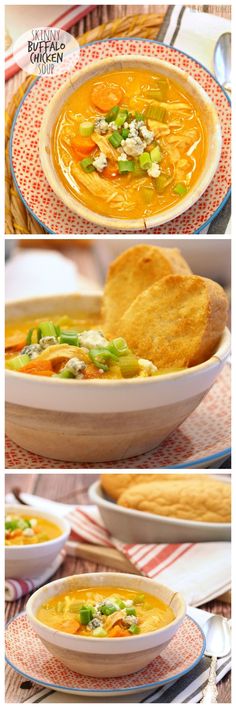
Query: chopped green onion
xmin=150 ymin=145 xmax=161 ymax=163
xmin=107 ymin=337 xmax=129 ymax=357
xmin=26 ymin=327 xmax=37 ymax=345
xmin=119 ymin=354 xmax=140 ymax=378
xmin=139 ymin=152 xmax=152 ymax=170
xmin=5 ymin=520 xmax=19 ymax=530
xmin=118 ymin=159 xmax=135 ymax=173
xmin=121 ymin=127 xmax=129 ymax=139
xmin=100 ymin=604 xmax=117 ymax=615
xmin=6 ymin=354 xmax=30 ymax=371
xmin=93 ymin=627 xmax=107 ymax=637
xmin=105 ymin=105 xmax=120 ymax=123
xmin=80 ymin=157 xmax=95 ymax=173
xmin=79 ymin=121 xmax=94 ymax=137
xmin=38 ymin=321 xmax=58 ymax=338
xmin=173 ymin=182 xmax=188 ymax=196
xmin=80 ymin=607 xmax=93 ymax=625
xmin=59 ymin=331 xmax=79 ymax=346
xmin=53 ymin=370 xmax=75 ymax=379
xmin=115 ymin=109 xmax=128 ymax=127
xmin=108 ymin=131 xmax=123 ymax=148
xmin=128 ymin=624 xmax=140 ymax=635
xmin=115 ymin=599 xmax=126 ymax=609
xmin=126 ymin=607 xmax=137 ymax=616
xmin=145 ymin=104 xmax=167 ymax=122
xmin=135 ymin=111 xmax=144 ymax=121
xmin=89 ymin=347 xmax=117 ymax=371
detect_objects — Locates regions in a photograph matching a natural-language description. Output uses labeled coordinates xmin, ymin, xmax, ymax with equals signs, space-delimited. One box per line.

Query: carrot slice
xmin=109 ymin=625 xmax=129 ymax=638
xmin=20 ymin=360 xmax=54 ymax=377
xmin=103 ymin=161 xmax=119 ymax=179
xmin=91 ymin=84 xmax=123 ymax=112
xmin=71 ymin=135 xmax=95 ymax=156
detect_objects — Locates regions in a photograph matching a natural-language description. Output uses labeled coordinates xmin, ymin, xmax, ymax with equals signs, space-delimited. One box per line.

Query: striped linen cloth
xmin=5 ymin=550 xmax=65 ymax=601
xmin=5 ymin=505 xmax=231 ymax=606
xmin=67 ymin=506 xmax=231 ymax=607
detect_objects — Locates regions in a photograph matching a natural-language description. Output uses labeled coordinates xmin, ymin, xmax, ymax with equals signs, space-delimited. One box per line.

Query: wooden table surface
xmin=5 ymin=473 xmax=231 ymax=703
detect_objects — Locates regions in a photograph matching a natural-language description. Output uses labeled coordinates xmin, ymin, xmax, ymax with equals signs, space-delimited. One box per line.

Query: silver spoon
xmin=200 ymin=614 xmax=231 ymax=703
xmin=214 ymin=32 xmax=231 ymax=92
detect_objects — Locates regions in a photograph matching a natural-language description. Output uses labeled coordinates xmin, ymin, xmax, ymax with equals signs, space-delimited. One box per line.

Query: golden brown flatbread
xmin=118 ymin=274 xmax=228 ymax=369
xmin=102 ymin=245 xmax=191 ymax=335
xmin=118 ymin=477 xmax=231 ymax=523
xmin=101 ymin=473 xmax=199 ymax=501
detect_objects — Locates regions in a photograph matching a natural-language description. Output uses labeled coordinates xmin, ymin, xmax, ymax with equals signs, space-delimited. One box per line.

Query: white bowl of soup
xmin=26 ymin=572 xmax=186 ymax=677
xmin=39 ymin=55 xmax=221 ymax=231
xmin=5 ymin=293 xmax=230 ymax=462
xmin=5 ymin=505 xmax=70 ymax=579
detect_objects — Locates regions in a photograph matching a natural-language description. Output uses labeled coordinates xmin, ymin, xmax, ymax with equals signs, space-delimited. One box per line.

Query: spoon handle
xmin=200 ymin=656 xmax=218 ymax=703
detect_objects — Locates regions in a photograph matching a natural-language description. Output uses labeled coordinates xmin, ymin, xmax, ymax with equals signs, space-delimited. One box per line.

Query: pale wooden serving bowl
xmin=26 ymin=572 xmax=186 ymax=678
xmin=39 ymin=54 xmax=222 ymax=231
xmin=5 ymin=293 xmax=230 ymax=463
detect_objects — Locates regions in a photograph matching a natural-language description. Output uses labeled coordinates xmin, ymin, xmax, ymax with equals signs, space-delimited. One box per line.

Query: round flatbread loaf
xmin=118 ymin=274 xmax=228 ymax=369
xmin=102 ymin=245 xmax=191 ymax=335
xmin=101 ymin=473 xmax=199 ymax=501
xmin=118 ymin=477 xmax=231 ymax=523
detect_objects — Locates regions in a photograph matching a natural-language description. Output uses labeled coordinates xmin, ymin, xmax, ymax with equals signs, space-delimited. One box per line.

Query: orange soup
xmin=52 ymin=68 xmax=207 ymax=220
xmin=5 ymin=513 xmax=62 ymax=545
xmin=37 ymin=586 xmax=175 ymax=637
xmin=5 ymin=314 xmax=166 ymax=379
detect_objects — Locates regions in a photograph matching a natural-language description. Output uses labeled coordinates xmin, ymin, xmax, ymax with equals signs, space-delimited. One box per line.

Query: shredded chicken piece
xmin=93 ymin=133 xmax=118 ymax=160
xmin=104 ymin=610 xmax=126 ymax=631
xmin=36 ymin=344 xmax=85 ymax=362
xmin=147 ymin=119 xmax=170 ymax=138
xmin=71 ymin=165 xmax=123 ymax=204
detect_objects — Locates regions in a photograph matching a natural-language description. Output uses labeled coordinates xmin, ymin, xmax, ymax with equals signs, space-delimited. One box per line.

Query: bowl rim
xmin=90 ymin=479 xmax=231 ymax=530
xmin=5 ymin=292 xmax=231 ymax=389
xmin=26 ymin=571 xmax=186 ymax=647
xmin=5 ymin=504 xmax=71 ymax=551
xmin=39 ymin=53 xmax=222 ymax=231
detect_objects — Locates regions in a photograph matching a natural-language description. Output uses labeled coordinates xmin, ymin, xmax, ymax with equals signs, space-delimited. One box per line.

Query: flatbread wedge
xmin=118 ymin=274 xmax=228 ymax=369
xmin=102 ymin=245 xmax=191 ymax=335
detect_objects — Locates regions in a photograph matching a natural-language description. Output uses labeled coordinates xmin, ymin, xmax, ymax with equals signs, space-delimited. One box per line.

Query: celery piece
xmin=145 ymin=103 xmax=167 ymax=123
xmin=6 ymin=354 xmax=30 ymax=371
xmin=173 ymin=182 xmax=188 ymax=196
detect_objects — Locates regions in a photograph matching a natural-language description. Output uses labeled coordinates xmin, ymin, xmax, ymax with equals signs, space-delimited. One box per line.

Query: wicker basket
xmin=5 ymin=12 xmax=165 ymax=235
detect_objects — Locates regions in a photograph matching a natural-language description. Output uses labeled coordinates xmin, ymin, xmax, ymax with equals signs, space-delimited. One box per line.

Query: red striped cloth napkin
xmin=5 ymin=550 xmax=65 ymax=602
xmin=5 ymin=4 xmax=96 ymax=81
xmin=67 ymin=506 xmax=231 ymax=607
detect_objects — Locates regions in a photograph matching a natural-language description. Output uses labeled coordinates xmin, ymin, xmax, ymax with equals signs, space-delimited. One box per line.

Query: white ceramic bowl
xmin=26 ymin=572 xmax=186 ymax=677
xmin=5 ymin=293 xmax=230 ymax=462
xmin=5 ymin=505 xmax=70 ymax=579
xmin=89 ymin=480 xmax=231 ymax=543
xmin=39 ymin=55 xmax=221 ymax=231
